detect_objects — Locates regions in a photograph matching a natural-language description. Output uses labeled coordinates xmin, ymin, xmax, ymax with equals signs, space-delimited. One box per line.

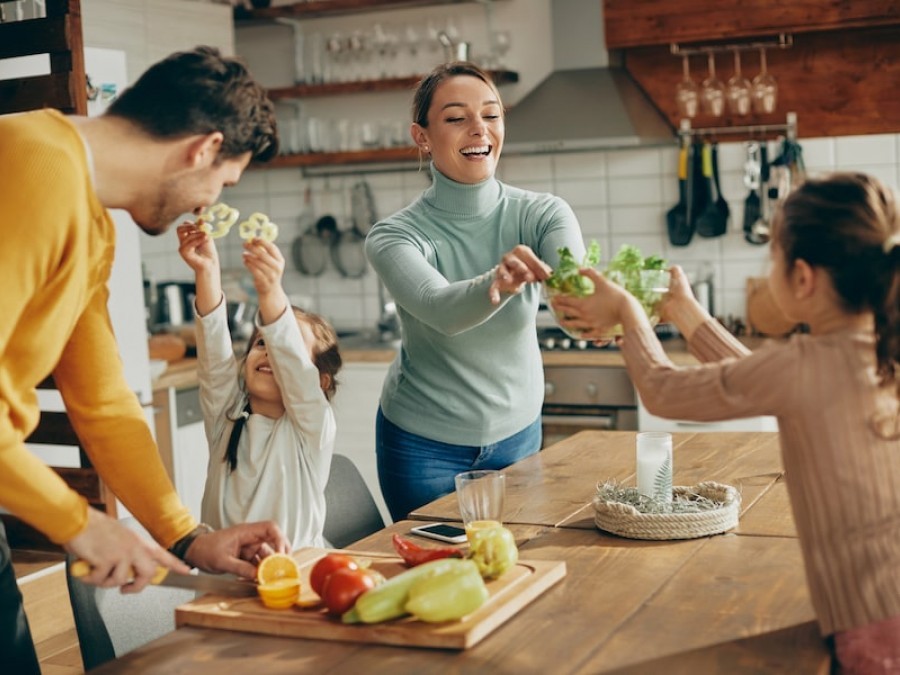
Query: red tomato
xmin=310 ymin=553 xmax=359 ymax=597
xmin=321 ymin=567 xmax=376 ymax=615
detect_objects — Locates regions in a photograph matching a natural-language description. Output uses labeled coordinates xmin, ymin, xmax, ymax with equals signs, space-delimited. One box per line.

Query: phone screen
xmin=418 ymin=523 xmax=466 ymax=537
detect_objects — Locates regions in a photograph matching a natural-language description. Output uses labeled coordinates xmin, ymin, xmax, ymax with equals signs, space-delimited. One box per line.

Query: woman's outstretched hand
xmin=489 ymin=245 xmax=553 ymax=305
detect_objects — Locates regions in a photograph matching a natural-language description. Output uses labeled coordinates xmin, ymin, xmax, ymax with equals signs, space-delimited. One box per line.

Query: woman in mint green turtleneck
xmin=364 ymin=62 xmax=587 ymax=521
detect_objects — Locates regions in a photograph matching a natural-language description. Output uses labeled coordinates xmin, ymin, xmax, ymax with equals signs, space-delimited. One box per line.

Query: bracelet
xmin=168 ymin=523 xmax=214 ymax=563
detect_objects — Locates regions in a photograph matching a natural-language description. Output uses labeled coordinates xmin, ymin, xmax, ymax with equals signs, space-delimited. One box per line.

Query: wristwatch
xmin=168 ymin=523 xmax=214 ymax=562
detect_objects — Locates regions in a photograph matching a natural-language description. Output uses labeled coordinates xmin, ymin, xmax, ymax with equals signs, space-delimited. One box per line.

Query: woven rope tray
xmin=593 ymin=481 xmax=741 ymax=541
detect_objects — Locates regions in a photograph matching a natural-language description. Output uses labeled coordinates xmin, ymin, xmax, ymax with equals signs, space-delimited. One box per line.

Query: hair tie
xmin=884 ymin=232 xmax=900 ymax=255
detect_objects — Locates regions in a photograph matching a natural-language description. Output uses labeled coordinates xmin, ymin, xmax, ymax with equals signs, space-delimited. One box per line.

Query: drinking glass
xmin=636 ymin=432 xmax=673 ymax=502
xmin=675 ymin=54 xmax=699 ymax=119
xmin=751 ymin=48 xmax=778 ymax=114
xmin=726 ymin=50 xmax=752 ymax=116
xmin=455 ymin=470 xmax=505 ymax=539
xmin=700 ymin=52 xmax=725 ymax=117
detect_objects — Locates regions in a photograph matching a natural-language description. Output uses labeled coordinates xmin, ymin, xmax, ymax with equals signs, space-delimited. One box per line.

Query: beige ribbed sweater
xmin=622 ymin=320 xmax=900 ymax=635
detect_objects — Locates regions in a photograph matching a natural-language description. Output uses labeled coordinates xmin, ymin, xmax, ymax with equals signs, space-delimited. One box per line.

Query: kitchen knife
xmin=70 ymin=560 xmax=259 ymax=597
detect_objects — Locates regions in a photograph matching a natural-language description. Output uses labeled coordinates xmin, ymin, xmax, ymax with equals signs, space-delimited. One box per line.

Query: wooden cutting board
xmin=175 ymin=548 xmax=566 ymax=650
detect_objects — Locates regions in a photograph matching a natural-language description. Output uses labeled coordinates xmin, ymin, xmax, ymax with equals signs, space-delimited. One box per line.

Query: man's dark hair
xmin=106 ymin=46 xmax=278 ymax=162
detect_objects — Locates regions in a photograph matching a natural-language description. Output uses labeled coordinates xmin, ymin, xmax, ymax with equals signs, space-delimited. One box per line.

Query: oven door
xmin=541 ymin=405 xmax=637 ymax=447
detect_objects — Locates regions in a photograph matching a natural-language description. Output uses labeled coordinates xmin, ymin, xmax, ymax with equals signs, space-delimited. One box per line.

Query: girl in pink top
xmin=553 ymin=172 xmax=900 ymax=674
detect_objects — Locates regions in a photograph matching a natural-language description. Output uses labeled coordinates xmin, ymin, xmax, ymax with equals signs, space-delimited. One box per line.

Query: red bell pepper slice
xmin=392 ymin=534 xmax=463 ymax=567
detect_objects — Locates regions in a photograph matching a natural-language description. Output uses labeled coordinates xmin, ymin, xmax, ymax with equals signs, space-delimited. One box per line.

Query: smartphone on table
xmin=409 ymin=522 xmax=468 ymax=544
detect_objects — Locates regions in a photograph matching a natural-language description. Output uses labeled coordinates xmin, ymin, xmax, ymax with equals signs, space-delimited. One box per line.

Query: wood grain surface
xmin=411 ymin=431 xmax=783 ymax=530
xmin=175 ymin=546 xmax=565 ymax=650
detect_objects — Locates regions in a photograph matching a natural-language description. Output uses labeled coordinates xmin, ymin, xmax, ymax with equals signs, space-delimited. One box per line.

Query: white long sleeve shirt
xmin=196 ymin=300 xmax=335 ymax=549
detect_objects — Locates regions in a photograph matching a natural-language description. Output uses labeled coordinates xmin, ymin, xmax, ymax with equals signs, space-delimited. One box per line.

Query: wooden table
xmin=93 ymin=431 xmax=830 ymax=674
xmin=411 ymin=431 xmax=785 ymax=529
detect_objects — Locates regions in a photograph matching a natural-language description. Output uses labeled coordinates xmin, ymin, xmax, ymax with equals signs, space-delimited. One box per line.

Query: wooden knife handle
xmin=70 ymin=559 xmax=168 ymax=585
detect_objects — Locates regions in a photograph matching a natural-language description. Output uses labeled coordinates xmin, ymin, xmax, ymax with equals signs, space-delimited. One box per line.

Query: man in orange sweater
xmin=0 ymin=46 xmax=289 ymax=672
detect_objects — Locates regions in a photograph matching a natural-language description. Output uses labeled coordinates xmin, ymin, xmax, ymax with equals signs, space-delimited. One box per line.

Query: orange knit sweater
xmin=0 ymin=110 xmax=194 ymax=547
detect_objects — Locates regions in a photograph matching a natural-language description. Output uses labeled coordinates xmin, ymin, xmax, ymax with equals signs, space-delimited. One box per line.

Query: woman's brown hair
xmin=772 ymin=172 xmax=900 ymax=433
xmin=411 ymin=61 xmax=503 ymax=128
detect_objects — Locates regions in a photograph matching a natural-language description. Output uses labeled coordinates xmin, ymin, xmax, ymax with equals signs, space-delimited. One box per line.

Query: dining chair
xmin=65 ymin=517 xmax=196 ymax=671
xmin=323 ymin=454 xmax=385 ymax=548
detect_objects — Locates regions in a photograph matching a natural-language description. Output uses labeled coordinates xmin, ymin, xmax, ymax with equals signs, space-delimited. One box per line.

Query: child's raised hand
xmin=551 ymin=268 xmax=641 ymax=339
xmin=242 ymin=237 xmax=284 ymax=293
xmin=177 ymin=222 xmax=219 ymax=274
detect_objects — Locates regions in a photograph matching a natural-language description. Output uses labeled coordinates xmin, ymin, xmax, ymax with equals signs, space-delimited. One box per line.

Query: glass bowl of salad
xmin=543 ymin=243 xmax=669 ymax=339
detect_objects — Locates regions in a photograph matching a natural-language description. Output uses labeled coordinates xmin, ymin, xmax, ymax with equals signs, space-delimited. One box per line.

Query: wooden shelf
xmin=236 ymin=0 xmax=482 ymax=22
xmin=256 ymin=146 xmax=418 ymax=169
xmin=267 ymin=70 xmax=518 ymax=99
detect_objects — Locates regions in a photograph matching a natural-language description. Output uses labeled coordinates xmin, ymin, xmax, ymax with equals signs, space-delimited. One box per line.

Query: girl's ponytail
xmin=875 ymin=236 xmax=900 ymax=402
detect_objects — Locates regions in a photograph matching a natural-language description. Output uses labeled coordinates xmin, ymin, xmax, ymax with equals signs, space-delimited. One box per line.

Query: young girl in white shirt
xmin=177 ymin=221 xmax=341 ymax=550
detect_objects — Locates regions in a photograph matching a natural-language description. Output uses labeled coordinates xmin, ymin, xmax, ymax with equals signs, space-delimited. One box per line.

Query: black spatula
xmin=667 ymin=141 xmax=694 ymax=246
xmin=697 ymin=142 xmax=729 ymax=237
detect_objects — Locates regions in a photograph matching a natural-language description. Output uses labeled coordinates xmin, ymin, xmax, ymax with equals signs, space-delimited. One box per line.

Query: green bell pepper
xmin=467 ymin=524 xmax=519 ymax=579
xmin=404 ymin=559 xmax=488 ymax=623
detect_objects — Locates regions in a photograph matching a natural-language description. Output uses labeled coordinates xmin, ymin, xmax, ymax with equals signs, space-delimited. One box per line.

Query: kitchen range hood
xmin=503 ymin=0 xmax=674 ymax=154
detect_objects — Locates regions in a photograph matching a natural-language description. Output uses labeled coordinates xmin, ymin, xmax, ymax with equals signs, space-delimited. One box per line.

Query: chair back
xmin=0 ymin=0 xmax=87 ymax=115
xmin=65 ymin=518 xmax=195 ymax=671
xmin=323 ymin=454 xmax=385 ymax=548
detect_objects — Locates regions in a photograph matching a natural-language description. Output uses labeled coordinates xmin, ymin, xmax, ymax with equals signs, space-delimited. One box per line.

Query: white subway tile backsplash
xmin=836 ymin=134 xmax=898 ymax=166
xmin=797 ymin=137 xmax=835 ymax=169
xmin=141 ymin=132 xmax=900 ymax=328
xmin=496 ymin=154 xmax=554 ymax=183
xmin=605 ymin=147 xmax=664 ymax=177
xmin=553 ymin=151 xmax=606 ymax=180
xmin=608 ymin=205 xmax=666 ymax=234
xmin=606 ymin=175 xmax=663 ymax=207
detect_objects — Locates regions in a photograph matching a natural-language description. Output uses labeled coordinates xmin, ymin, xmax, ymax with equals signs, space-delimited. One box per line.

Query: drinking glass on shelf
xmin=751 ymin=48 xmax=778 ymax=114
xmin=675 ymin=54 xmax=699 ymax=119
xmin=700 ymin=52 xmax=725 ymax=117
xmin=491 ymin=30 xmax=511 ymax=70
xmin=725 ymin=49 xmax=752 ymax=116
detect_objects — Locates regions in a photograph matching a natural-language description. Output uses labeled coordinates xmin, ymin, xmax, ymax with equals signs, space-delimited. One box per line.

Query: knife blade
xmin=70 ymin=560 xmax=259 ymax=597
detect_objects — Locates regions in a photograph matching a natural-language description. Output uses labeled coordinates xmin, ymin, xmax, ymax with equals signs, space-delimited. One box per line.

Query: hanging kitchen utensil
xmin=742 ymin=142 xmax=763 ymax=245
xmin=291 ymin=187 xmax=328 ymax=276
xmin=690 ymin=139 xmax=711 ymax=233
xmin=666 ymin=138 xmax=694 ymax=247
xmin=747 ymin=142 xmax=771 ymax=245
xmin=350 ymin=180 xmax=377 ymax=236
xmin=330 ymin=225 xmax=368 ymax=278
xmin=696 ymin=141 xmax=728 ymax=238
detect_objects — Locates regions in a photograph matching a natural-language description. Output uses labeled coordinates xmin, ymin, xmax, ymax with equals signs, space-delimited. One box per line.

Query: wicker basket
xmin=593 ymin=481 xmax=741 ymax=541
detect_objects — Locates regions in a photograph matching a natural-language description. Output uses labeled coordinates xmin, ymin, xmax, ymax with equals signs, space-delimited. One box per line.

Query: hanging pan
xmin=292 ymin=214 xmax=337 ymax=277
xmin=330 ymin=226 xmax=368 ymax=278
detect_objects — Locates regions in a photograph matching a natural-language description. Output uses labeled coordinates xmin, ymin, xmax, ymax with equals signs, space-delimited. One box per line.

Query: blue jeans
xmin=0 ymin=522 xmax=40 ymax=675
xmin=376 ymin=407 xmax=542 ymax=522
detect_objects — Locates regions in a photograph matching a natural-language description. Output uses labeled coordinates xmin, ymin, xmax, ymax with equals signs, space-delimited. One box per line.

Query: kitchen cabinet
xmin=601 ymin=0 xmax=900 ymax=138
xmin=153 ymin=385 xmax=208 ymax=522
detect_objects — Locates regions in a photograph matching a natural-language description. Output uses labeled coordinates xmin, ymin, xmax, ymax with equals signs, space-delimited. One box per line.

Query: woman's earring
xmin=423 ymin=145 xmax=430 ymax=153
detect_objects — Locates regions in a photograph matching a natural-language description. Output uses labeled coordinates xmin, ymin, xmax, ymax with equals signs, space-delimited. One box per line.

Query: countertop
xmin=152 ymin=336 xmax=769 ymax=391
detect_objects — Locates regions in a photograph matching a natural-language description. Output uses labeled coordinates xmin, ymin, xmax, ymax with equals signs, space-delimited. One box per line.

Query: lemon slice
xmin=257 ymin=578 xmax=301 ymax=609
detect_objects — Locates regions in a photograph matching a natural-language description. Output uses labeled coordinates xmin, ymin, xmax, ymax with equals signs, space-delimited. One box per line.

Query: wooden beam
xmin=604 ymin=0 xmax=900 ymax=49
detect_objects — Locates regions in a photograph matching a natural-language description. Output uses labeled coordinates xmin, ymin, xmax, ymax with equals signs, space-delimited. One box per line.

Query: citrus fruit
xmin=256 ymin=553 xmax=300 ymax=585
xmin=257 ymin=578 xmax=301 ymax=609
